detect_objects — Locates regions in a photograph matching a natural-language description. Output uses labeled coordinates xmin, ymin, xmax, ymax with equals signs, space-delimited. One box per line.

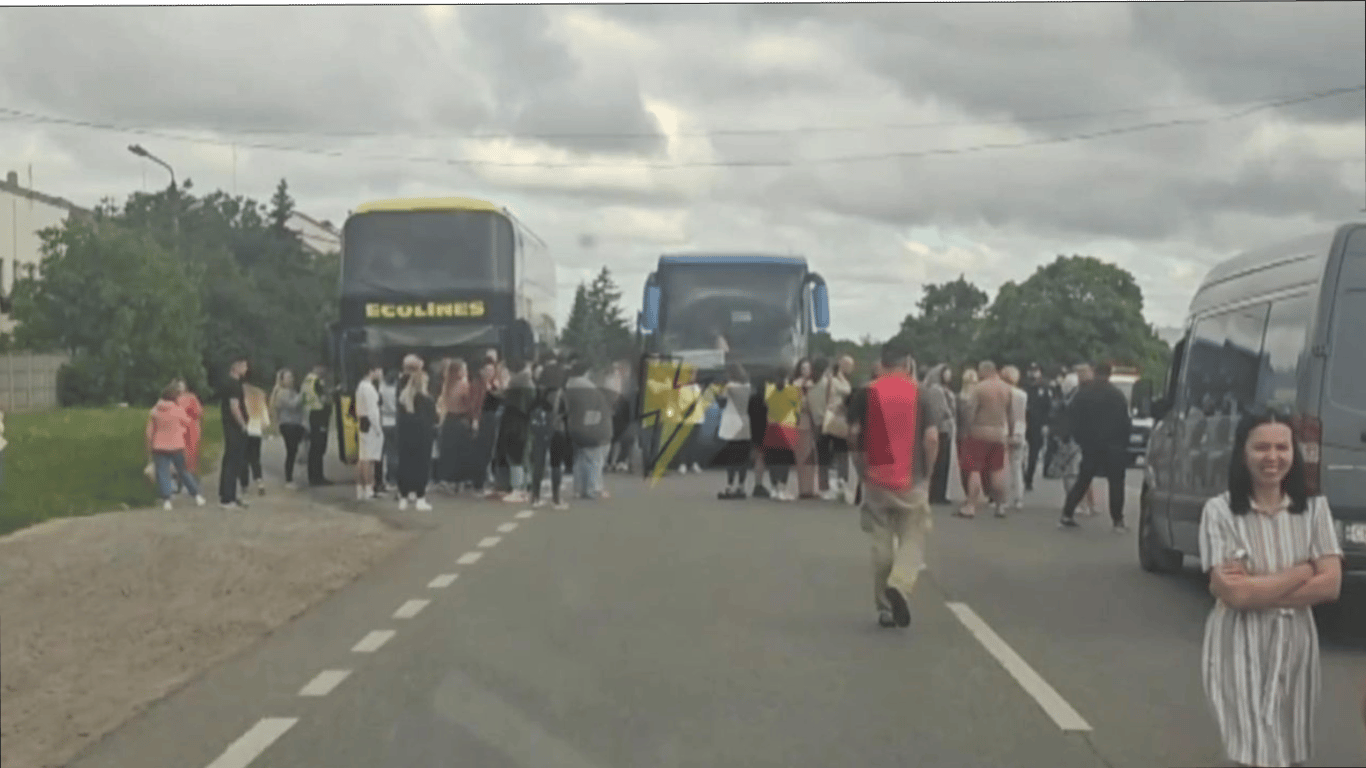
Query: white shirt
xmin=1009 ymin=385 xmax=1028 ymax=444
xmin=355 ymin=379 xmax=381 ymax=431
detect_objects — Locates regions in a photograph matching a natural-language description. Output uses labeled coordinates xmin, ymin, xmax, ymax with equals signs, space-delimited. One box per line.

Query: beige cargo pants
xmin=860 ymin=482 xmax=933 ymax=612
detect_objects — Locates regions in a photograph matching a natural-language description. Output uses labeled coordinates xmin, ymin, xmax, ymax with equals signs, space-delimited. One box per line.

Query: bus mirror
xmin=641 ymin=284 xmax=661 ymax=333
xmin=1133 ymin=379 xmax=1153 ymax=418
xmin=813 ymin=282 xmax=831 ymax=332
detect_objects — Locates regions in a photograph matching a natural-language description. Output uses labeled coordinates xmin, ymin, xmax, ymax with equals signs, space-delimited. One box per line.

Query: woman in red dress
xmin=173 ymin=378 xmax=204 ymax=474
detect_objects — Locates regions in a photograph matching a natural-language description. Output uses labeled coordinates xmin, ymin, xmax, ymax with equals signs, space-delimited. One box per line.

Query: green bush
xmin=0 ymin=406 xmax=223 ymax=536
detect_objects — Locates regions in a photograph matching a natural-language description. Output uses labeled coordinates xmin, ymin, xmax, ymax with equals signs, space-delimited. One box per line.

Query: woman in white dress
xmin=1199 ymin=411 xmax=1343 ymax=768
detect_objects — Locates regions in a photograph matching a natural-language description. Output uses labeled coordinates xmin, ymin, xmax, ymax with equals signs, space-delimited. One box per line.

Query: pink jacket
xmin=146 ymin=400 xmax=192 ymax=453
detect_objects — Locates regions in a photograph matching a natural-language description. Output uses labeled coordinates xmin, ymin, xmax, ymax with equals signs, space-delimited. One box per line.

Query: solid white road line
xmin=203 ymin=717 xmax=298 ymax=768
xmin=478 ymin=536 xmax=502 ymax=548
xmin=393 ymin=599 xmax=430 ymax=619
xmin=945 ymin=602 xmax=1093 ymax=732
xmin=457 ymin=551 xmax=484 ymax=565
xmin=428 ymin=573 xmax=459 ymax=588
xmin=351 ymin=629 xmax=396 ymax=654
xmin=497 ymin=522 xmax=519 ymax=533
xmin=516 ymin=510 xmax=535 ymax=519
xmin=299 ymin=670 xmax=351 ymax=697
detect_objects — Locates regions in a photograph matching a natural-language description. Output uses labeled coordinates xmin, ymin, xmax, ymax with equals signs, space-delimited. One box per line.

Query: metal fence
xmin=0 ymin=352 xmax=66 ymax=413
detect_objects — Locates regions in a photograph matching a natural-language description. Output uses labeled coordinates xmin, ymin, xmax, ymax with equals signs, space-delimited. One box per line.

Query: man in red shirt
xmin=850 ymin=342 xmax=940 ymax=629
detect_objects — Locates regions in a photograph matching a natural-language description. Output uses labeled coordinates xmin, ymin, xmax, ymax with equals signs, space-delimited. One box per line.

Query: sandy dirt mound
xmin=0 ymin=496 xmax=414 ymax=768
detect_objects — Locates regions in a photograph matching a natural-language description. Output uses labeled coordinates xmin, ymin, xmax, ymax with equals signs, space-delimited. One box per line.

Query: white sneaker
xmin=503 ymin=491 xmax=529 ymax=504
xmin=692 ymin=463 xmax=703 ymax=473
xmin=678 ymin=465 xmax=688 ymax=475
xmin=553 ymin=501 xmax=570 ymax=510
xmin=195 ymin=495 xmax=206 ymax=507
xmin=285 ymin=482 xmax=297 ymax=491
xmin=415 ymin=498 xmax=433 ymax=511
xmin=399 ymin=498 xmax=409 ymax=511
xmin=162 ymin=500 xmax=173 ymax=511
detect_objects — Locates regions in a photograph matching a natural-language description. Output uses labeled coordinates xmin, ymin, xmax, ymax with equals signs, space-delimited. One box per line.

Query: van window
xmin=1256 ymin=294 xmax=1312 ymax=410
xmin=1180 ymin=304 xmax=1269 ymax=417
xmin=1327 ymin=289 xmax=1366 ymax=413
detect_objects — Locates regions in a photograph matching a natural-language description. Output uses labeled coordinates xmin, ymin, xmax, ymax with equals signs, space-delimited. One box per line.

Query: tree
xmin=888 ymin=275 xmax=990 ymax=370
xmin=559 ymin=266 xmax=634 ymax=371
xmin=10 ymin=180 xmax=339 ymax=403
xmin=10 ymin=216 xmax=205 ymax=404
xmin=974 ymin=255 xmax=1170 ymax=382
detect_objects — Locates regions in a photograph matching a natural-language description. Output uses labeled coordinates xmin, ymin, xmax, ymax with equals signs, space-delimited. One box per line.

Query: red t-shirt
xmin=862 ymin=372 xmax=920 ymax=493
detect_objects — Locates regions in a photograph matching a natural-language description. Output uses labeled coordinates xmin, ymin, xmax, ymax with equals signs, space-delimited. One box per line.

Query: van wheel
xmin=1138 ymin=496 xmax=1184 ymax=573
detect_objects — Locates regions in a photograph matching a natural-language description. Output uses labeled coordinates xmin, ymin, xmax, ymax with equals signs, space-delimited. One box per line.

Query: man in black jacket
xmin=1021 ymin=363 xmax=1054 ymax=492
xmin=1060 ymin=362 xmax=1131 ymax=532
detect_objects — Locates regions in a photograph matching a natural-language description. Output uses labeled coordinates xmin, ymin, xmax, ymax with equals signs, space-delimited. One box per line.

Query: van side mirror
xmin=1150 ymin=396 xmax=1170 ymax=422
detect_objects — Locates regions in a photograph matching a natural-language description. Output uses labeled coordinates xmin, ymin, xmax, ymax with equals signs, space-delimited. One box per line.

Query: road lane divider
xmin=457 ymin=551 xmax=484 ymax=565
xmin=428 ymin=573 xmax=460 ymax=588
xmin=299 ymin=670 xmax=351 ymax=697
xmin=945 ymin=602 xmax=1092 ymax=732
xmin=393 ymin=599 xmax=430 ymax=619
xmin=351 ymin=630 xmax=396 ymax=654
xmin=203 ymin=717 xmax=298 ymax=768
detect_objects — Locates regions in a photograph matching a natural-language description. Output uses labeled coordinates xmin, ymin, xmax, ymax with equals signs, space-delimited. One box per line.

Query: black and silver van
xmin=1138 ymin=222 xmax=1366 ymax=584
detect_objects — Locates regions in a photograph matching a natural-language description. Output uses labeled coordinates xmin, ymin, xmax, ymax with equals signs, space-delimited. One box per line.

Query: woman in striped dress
xmin=1199 ymin=411 xmax=1343 ymax=768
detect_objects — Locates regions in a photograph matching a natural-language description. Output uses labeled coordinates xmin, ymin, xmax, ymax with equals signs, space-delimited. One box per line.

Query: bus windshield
xmin=658 ymin=264 xmax=806 ymax=355
xmin=341 ymin=210 xmax=514 ymax=296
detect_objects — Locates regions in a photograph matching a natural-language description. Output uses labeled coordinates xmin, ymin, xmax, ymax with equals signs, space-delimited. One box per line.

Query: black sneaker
xmin=1112 ymin=522 xmax=1129 ymax=534
xmin=877 ymin=610 xmax=897 ymax=628
xmin=1059 ymin=516 xmax=1079 ymax=528
xmin=752 ymin=485 xmax=771 ymax=499
xmin=883 ymin=587 xmax=912 ymax=628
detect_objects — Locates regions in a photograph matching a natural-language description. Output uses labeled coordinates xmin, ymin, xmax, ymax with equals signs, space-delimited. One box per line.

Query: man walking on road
xmin=218 ymin=356 xmax=250 ymax=509
xmin=960 ymin=361 xmax=1013 ymax=519
xmin=1059 ymin=362 xmax=1131 ymax=532
xmin=851 ymin=342 xmax=940 ymax=629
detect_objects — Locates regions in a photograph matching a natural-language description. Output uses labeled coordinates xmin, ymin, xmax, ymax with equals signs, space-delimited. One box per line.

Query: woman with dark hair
xmin=1199 ymin=411 xmax=1343 ymax=768
xmin=396 ymin=361 xmax=437 ymax=511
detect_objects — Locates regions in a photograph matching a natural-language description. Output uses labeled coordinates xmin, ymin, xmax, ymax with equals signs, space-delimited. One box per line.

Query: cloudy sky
xmin=1 ymin=3 xmax=1363 ymax=340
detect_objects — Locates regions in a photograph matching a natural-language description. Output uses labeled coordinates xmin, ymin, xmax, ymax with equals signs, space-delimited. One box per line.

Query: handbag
xmin=718 ymin=399 xmax=746 ymax=442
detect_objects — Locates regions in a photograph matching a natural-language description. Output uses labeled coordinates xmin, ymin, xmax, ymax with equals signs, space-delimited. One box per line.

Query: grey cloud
xmin=0 ymin=7 xmax=487 ymax=133
xmin=459 ymin=6 xmax=666 ymax=157
xmin=1130 ymin=2 xmax=1366 ymax=125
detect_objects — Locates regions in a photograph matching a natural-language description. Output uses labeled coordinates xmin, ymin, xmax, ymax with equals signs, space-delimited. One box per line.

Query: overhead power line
xmin=3 ymin=84 xmax=1360 ymax=141
xmin=0 ymin=84 xmax=1360 ymax=170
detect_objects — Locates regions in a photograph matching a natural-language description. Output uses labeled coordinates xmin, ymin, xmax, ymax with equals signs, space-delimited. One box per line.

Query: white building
xmin=287 ymin=210 xmax=341 ymax=256
xmin=0 ymin=170 xmax=89 ymax=333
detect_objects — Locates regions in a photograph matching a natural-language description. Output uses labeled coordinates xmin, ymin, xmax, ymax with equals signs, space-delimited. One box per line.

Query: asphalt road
xmin=69 ymin=445 xmax=1366 ymax=768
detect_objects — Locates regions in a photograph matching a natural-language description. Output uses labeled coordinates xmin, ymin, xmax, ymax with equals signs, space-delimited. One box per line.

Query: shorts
xmin=358 ymin=429 xmax=384 ymax=462
xmin=959 ymin=436 xmax=1006 ymax=474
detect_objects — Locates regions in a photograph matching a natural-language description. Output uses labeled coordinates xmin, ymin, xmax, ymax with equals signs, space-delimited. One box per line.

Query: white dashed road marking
xmin=478 ymin=536 xmax=502 ymax=548
xmin=352 ymin=630 xmax=396 ymax=654
xmin=516 ymin=510 xmax=535 ymax=519
xmin=393 ymin=599 xmax=430 ymax=619
xmin=497 ymin=522 xmax=519 ymax=533
xmin=457 ymin=551 xmax=484 ymax=565
xmin=946 ymin=602 xmax=1092 ymax=732
xmin=428 ymin=573 xmax=459 ymax=588
xmin=299 ymin=670 xmax=351 ymax=697
xmin=204 ymin=717 xmax=298 ymax=768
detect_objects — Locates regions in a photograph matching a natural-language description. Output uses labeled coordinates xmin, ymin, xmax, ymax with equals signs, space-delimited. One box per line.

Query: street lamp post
xmin=127 ymin=144 xmax=179 ymax=242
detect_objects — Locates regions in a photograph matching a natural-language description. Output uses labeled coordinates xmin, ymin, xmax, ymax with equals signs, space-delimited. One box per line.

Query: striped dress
xmin=1198 ymin=492 xmax=1343 ymax=767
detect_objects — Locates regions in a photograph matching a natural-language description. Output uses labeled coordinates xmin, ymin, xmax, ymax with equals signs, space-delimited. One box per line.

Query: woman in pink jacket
xmin=173 ymin=378 xmax=204 ymax=475
xmin=147 ymin=384 xmax=207 ymax=510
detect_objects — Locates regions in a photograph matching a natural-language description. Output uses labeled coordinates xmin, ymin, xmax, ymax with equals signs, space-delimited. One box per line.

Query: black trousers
xmin=219 ymin=428 xmax=247 ymax=504
xmin=1024 ymin=424 xmax=1045 ymax=489
xmin=240 ymin=435 xmax=262 ymax=488
xmin=397 ymin=429 xmax=432 ymax=498
xmin=307 ymin=410 xmax=329 ymax=485
xmin=280 ymin=423 xmax=306 ymax=484
xmin=929 ymin=429 xmax=953 ymax=503
xmin=1063 ymin=444 xmax=1128 ymax=524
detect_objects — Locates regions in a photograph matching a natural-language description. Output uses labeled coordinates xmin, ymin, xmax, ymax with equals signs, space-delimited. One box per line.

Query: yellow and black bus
xmin=330 ymin=197 xmax=556 ymax=463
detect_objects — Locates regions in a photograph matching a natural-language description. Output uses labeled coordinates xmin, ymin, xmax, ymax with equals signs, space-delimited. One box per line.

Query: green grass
xmin=0 ymin=406 xmax=224 ymax=536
